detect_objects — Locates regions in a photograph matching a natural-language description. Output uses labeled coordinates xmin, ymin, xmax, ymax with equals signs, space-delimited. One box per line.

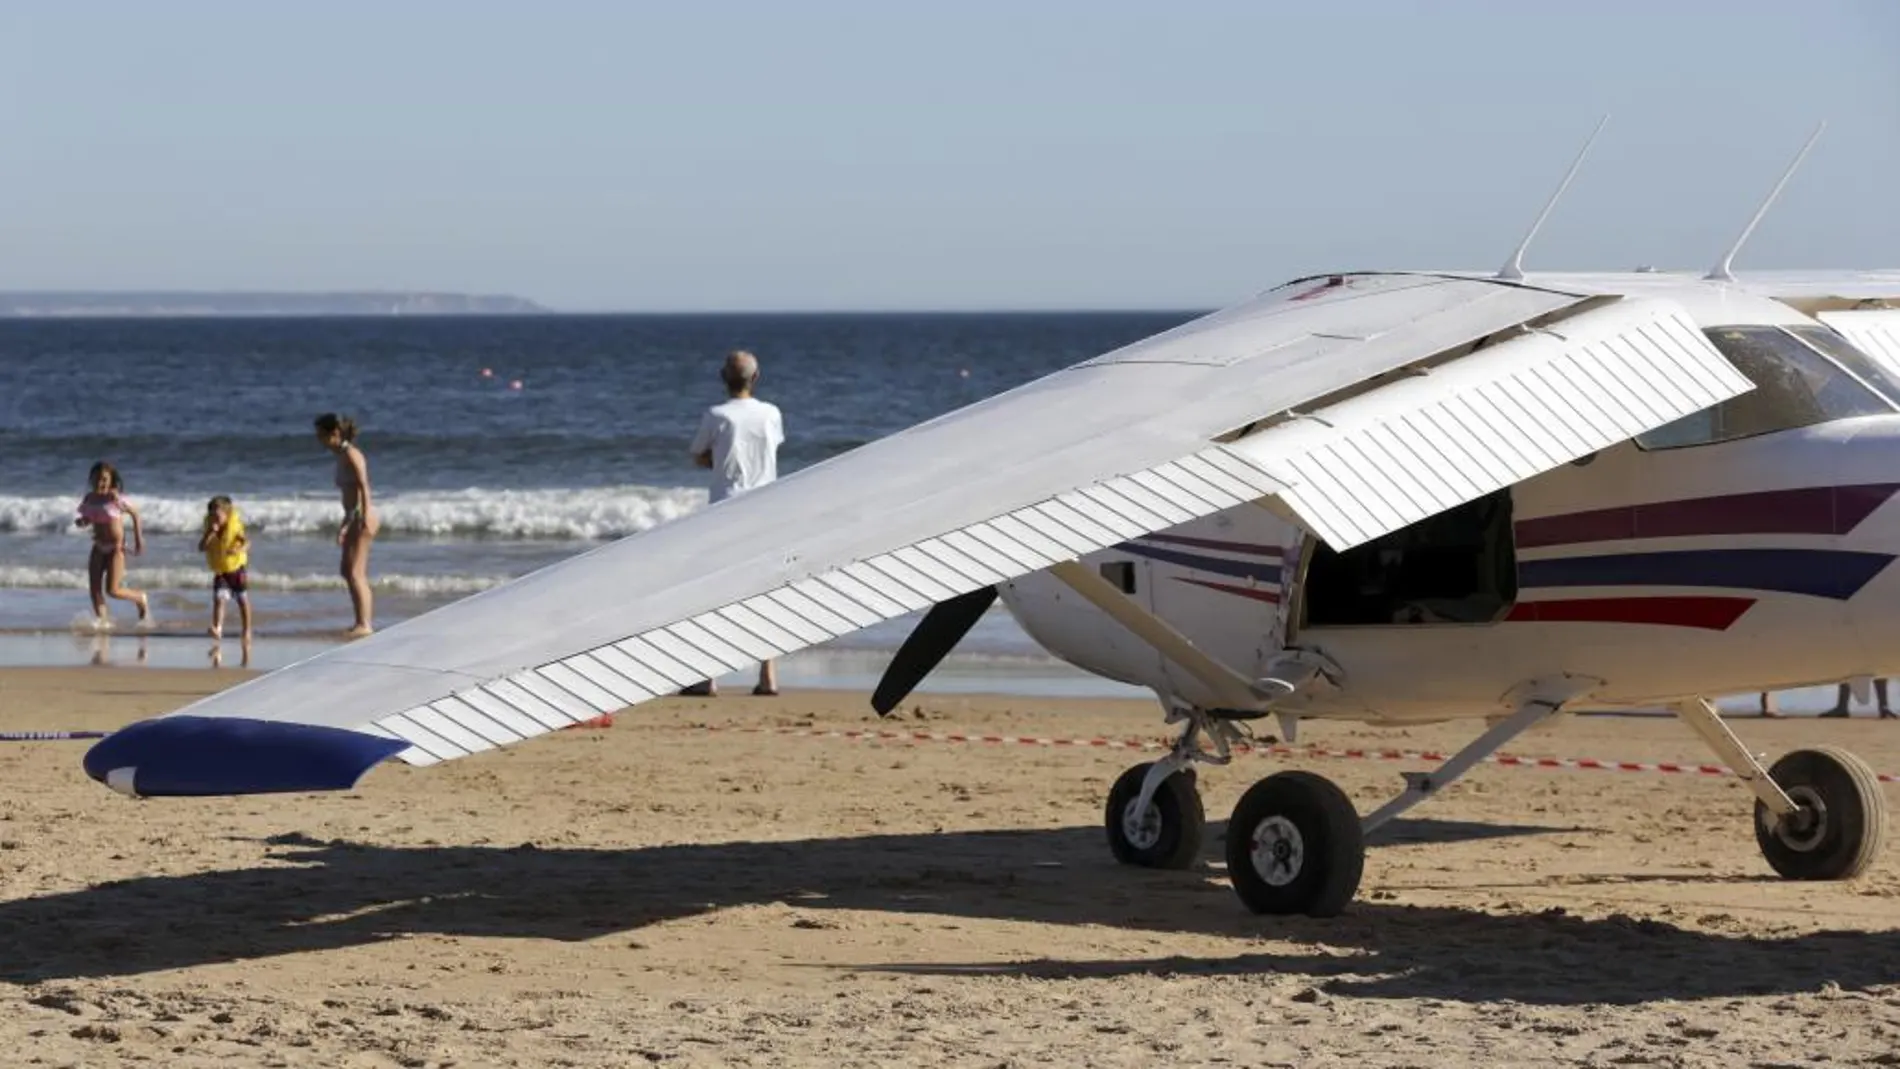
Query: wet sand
xmin=2 ymin=666 xmax=1897 ymax=1066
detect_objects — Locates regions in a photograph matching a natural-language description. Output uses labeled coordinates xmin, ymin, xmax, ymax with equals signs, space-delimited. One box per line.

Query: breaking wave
xmin=0 ymin=485 xmax=708 ymax=541
xmin=0 ymin=565 xmax=509 ymax=596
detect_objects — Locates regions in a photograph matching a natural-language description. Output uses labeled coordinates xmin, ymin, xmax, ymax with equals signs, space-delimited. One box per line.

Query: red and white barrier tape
xmin=13 ymin=716 xmax=1894 ymax=784
xmin=686 ymin=723 xmax=1900 ymax=785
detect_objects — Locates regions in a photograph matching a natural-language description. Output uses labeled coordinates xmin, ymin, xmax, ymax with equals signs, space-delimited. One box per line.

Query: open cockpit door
xmin=1294 ymin=489 xmax=1518 ymax=629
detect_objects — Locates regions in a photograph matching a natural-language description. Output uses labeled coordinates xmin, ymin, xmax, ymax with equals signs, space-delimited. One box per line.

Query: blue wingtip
xmin=82 ymin=716 xmax=410 ymax=798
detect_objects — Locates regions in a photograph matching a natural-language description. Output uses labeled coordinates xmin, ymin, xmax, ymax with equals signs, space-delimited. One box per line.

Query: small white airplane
xmin=82 ymin=122 xmax=1900 ymax=917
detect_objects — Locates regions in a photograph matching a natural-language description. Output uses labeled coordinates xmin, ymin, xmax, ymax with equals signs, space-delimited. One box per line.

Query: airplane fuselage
xmin=1000 ymin=278 xmax=1900 ymax=722
xmin=1001 ymin=419 xmax=1900 ymax=720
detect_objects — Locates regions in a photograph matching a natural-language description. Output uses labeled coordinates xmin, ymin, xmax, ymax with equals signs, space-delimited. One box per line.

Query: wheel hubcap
xmin=1121 ymin=798 xmax=1164 ymax=850
xmin=1775 ymin=785 xmax=1829 ymax=851
xmin=1250 ymin=815 xmax=1305 ymax=887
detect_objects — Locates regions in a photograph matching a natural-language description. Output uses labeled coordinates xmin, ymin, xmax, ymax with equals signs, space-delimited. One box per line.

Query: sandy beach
xmin=3 ymin=665 xmax=1898 ymax=1067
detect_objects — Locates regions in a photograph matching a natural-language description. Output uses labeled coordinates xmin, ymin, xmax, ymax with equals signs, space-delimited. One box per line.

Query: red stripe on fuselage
xmin=1515 ymin=484 xmax=1900 ymax=550
xmin=1505 ymin=596 xmax=1754 ymax=630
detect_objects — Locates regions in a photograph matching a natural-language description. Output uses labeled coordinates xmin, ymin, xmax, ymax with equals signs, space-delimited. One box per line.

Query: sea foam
xmin=0 ymin=485 xmax=708 ymax=540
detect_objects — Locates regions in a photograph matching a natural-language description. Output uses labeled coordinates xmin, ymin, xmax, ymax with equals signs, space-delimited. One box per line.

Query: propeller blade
xmin=871 ymin=586 xmax=999 ymax=716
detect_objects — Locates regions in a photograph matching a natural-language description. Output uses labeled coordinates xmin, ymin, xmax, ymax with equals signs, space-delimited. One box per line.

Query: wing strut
xmin=1047 ymin=560 xmax=1267 ymax=711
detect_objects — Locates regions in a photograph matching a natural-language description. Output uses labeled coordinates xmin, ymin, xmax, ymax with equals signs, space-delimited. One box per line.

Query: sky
xmin=1 ymin=1 xmax=1896 ymax=311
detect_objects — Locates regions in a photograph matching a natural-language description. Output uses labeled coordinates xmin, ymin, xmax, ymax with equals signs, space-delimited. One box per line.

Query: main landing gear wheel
xmin=1105 ymin=762 xmax=1205 ymax=869
xmin=1225 ymin=770 xmax=1365 ymax=917
xmin=1755 ymin=745 xmax=1888 ymax=881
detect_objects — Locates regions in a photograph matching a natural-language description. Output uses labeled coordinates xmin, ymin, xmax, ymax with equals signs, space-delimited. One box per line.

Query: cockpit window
xmin=1634 ymin=325 xmax=1896 ymax=450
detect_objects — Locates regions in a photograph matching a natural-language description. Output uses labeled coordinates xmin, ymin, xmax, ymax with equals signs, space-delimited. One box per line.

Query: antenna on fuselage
xmin=1496 ymin=113 xmax=1610 ymax=282
xmin=1706 ymin=121 xmax=1826 ymax=282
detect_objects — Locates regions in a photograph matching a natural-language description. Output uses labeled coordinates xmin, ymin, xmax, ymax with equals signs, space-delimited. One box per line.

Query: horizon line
xmin=0 ymin=303 xmax=1221 ymax=318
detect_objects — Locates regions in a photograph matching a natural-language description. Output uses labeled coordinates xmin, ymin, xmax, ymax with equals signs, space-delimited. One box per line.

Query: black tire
xmin=1225 ymin=770 xmax=1365 ymax=917
xmin=1755 ymin=745 xmax=1888 ymax=880
xmin=1104 ymin=762 xmax=1205 ymax=869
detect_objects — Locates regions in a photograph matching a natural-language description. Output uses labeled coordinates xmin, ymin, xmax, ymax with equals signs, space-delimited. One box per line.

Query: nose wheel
xmin=1104 ymin=761 xmax=1205 ymax=869
xmin=1224 ymin=770 xmax=1365 ymax=917
xmin=1754 ymin=745 xmax=1888 ymax=881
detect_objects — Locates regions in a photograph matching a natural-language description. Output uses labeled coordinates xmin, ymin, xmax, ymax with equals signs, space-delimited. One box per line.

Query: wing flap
xmin=362 ymin=436 xmax=1305 ymax=765
xmin=361 ymin=444 xmax=1276 ymax=765
xmin=1817 ymin=310 xmax=1900 ymax=376
xmin=1223 ymin=297 xmax=1752 ymax=549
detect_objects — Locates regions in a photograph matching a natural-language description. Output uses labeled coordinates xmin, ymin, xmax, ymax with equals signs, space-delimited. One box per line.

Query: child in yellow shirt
xmin=198 ymin=495 xmax=251 ymax=641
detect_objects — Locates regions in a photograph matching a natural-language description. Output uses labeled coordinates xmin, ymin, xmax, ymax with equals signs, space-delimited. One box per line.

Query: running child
xmin=74 ymin=461 xmax=150 ymax=628
xmin=199 ymin=495 xmax=252 ymax=640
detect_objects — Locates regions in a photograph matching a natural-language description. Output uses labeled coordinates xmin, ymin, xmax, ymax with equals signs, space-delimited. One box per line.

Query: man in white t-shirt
xmin=690 ymin=349 xmax=784 ymax=504
xmin=684 ymin=349 xmax=784 ymax=696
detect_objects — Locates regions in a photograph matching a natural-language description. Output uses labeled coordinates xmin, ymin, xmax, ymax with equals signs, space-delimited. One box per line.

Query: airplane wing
xmin=83 ymin=273 xmax=1752 ymax=797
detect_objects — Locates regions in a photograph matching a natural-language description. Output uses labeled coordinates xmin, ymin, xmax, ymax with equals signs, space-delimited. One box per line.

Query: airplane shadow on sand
xmin=2 ymin=815 xmax=1895 ymax=1004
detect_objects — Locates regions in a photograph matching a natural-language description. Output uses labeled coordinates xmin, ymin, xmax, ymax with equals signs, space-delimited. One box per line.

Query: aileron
xmin=1222 ymin=298 xmax=1753 ymax=549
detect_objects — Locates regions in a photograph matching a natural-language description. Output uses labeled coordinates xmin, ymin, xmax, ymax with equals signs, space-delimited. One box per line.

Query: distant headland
xmin=0 ymin=291 xmax=548 ymax=317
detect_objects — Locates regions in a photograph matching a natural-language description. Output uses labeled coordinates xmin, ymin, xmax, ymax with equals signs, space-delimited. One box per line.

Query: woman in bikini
xmin=315 ymin=413 xmax=379 ymax=637
xmin=74 ymin=460 xmax=151 ymax=628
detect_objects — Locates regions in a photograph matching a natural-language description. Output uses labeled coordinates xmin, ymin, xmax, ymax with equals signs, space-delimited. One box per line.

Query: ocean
xmin=0 ymin=312 xmax=1194 ymax=687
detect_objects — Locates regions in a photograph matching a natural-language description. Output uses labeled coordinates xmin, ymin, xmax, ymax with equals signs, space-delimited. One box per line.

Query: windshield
xmin=1636 ymin=325 xmax=1896 ymax=450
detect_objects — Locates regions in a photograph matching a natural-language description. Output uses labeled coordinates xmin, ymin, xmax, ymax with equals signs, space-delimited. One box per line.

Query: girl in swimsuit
xmin=74 ymin=461 xmax=151 ymax=628
xmin=315 ymin=413 xmax=378 ymax=637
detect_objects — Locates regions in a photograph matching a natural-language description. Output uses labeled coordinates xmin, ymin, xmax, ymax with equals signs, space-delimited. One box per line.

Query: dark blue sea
xmin=0 ymin=312 xmax=1197 ymax=665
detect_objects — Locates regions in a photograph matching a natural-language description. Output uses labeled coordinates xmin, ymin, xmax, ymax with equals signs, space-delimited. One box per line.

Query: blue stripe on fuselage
xmin=1116 ymin=542 xmax=1281 ymax=584
xmin=1518 ymin=548 xmax=1894 ymax=600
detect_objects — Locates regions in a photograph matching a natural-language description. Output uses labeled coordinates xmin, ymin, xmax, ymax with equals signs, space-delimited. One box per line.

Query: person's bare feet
xmin=344 ymin=624 xmax=374 ymax=639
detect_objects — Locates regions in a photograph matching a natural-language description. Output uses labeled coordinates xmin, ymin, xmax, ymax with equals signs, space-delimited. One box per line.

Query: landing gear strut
xmin=1670 ymin=698 xmax=1889 ymax=881
xmin=1103 ymin=706 xmax=1245 ymax=870
xmin=1105 ymin=762 xmax=1204 ymax=869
